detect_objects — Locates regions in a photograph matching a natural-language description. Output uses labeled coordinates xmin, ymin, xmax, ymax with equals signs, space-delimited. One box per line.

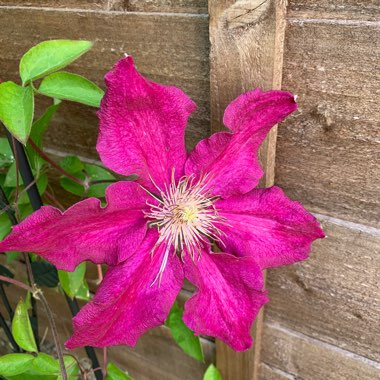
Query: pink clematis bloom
xmin=0 ymin=57 xmax=324 ymax=351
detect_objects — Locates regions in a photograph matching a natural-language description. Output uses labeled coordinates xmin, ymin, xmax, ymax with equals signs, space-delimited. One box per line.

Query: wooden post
xmin=209 ymin=1 xmax=288 ymax=379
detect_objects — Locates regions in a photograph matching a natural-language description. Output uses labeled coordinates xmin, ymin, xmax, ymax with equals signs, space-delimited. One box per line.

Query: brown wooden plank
xmin=209 ymin=1 xmax=288 ymax=379
xmin=0 ymin=1 xmax=208 ymax=13
xmin=265 ymin=218 xmax=380 ymax=362
xmin=261 ymin=323 xmax=380 ymax=380
xmin=127 ymin=0 xmax=208 ymax=14
xmin=0 ymin=1 xmax=105 ymax=9
xmin=260 ymin=364 xmax=295 ymax=380
xmin=276 ymin=20 xmax=380 ymax=227
xmin=0 ymin=256 xmax=215 ymax=380
xmin=0 ymin=7 xmax=210 ymax=156
xmin=288 ymin=1 xmax=380 ymax=21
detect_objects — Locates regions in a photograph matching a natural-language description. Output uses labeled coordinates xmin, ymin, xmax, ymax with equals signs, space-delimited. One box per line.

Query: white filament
xmin=143 ymin=171 xmax=226 ymax=285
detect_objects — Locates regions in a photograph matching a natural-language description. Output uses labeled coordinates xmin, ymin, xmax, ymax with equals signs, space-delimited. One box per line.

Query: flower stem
xmin=28 ymin=138 xmax=85 ymax=186
xmin=102 ymin=347 xmax=107 ymax=377
xmin=64 ymin=295 xmax=102 ymax=379
xmin=0 ymin=276 xmax=67 ymax=379
xmin=0 ymin=275 xmax=33 ymax=292
xmin=34 ymin=289 xmax=67 ymax=380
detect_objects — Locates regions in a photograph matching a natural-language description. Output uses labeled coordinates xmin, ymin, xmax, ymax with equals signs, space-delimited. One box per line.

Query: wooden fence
xmin=0 ymin=1 xmax=379 ymax=379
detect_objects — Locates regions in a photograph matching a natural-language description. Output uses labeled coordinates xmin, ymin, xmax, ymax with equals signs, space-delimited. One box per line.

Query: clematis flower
xmin=0 ymin=57 xmax=324 ymax=351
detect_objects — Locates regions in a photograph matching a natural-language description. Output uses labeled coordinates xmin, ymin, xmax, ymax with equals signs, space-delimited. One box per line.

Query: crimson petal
xmin=97 ymin=56 xmax=196 ymax=191
xmin=183 ymin=251 xmax=268 ymax=351
xmin=216 ymin=186 xmax=325 ymax=269
xmin=65 ymin=232 xmax=183 ymax=348
xmin=185 ymin=89 xmax=297 ymax=198
xmin=0 ymin=181 xmax=148 ymax=271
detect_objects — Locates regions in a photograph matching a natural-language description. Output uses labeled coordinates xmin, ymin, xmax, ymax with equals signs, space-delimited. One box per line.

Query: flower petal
xmin=0 ymin=181 xmax=148 ymax=271
xmin=65 ymin=232 xmax=184 ymax=348
xmin=185 ymin=89 xmax=297 ymax=197
xmin=97 ymin=56 xmax=197 ymax=190
xmin=183 ymin=251 xmax=268 ymax=351
xmin=216 ymin=186 xmax=325 ymax=269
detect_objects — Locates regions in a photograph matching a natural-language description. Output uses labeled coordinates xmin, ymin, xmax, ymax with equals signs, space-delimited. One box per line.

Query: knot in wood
xmin=225 ymin=0 xmax=271 ymax=29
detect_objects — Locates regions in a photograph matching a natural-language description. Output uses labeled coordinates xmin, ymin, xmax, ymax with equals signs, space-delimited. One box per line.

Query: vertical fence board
xmin=208 ymin=1 xmax=287 ymax=378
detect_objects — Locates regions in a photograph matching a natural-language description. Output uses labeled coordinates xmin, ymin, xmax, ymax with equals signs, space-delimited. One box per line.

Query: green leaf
xmin=57 ymin=355 xmax=80 ymax=380
xmin=31 ymin=353 xmax=59 ymax=375
xmin=6 ymin=251 xmax=21 ymax=264
xmin=7 ymin=372 xmax=56 ymax=380
xmin=39 ymin=72 xmax=104 ymax=107
xmin=4 ymin=161 xmax=20 ymax=187
xmin=0 ymin=137 xmax=14 ymax=167
xmin=166 ymin=302 xmax=204 ymax=362
xmin=0 ymin=82 xmax=34 ymax=144
xmin=59 ymin=175 xmax=85 ymax=196
xmin=86 ymin=164 xmax=115 ymax=197
xmin=59 ymin=163 xmax=115 ymax=198
xmin=59 ymin=155 xmax=84 ymax=174
xmin=0 ymin=353 xmax=34 ymax=376
xmin=105 ymin=362 xmax=132 ymax=380
xmin=19 ymin=203 xmax=34 ymax=220
xmin=31 ymin=261 xmax=59 ymax=288
xmin=18 ymin=173 xmax=48 ymax=204
xmin=203 ymin=364 xmax=222 ymax=380
xmin=12 ymin=299 xmax=38 ymax=352
xmin=58 ymin=262 xmax=87 ymax=299
xmin=20 ymin=39 xmax=93 ymax=84
xmin=26 ymin=103 xmax=60 ymax=171
xmin=0 ymin=212 xmax=12 ymax=240
xmin=74 ymin=281 xmax=91 ymax=301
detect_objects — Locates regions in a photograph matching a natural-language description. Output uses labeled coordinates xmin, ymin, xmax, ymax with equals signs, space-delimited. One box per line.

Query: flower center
xmin=143 ymin=173 xmax=225 ymax=284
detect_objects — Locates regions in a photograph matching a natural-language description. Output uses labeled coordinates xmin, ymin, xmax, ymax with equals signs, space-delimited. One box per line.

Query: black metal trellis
xmin=3 ymin=126 xmax=102 ymax=380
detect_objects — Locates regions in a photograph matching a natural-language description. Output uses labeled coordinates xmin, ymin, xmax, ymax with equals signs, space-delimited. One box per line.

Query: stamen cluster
xmin=144 ymin=173 xmax=225 ymax=283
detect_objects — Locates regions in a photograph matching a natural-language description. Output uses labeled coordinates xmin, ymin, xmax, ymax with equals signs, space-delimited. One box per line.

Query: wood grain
xmin=0 ymin=7 xmax=210 ymax=155
xmin=261 ymin=323 xmax=380 ymax=380
xmin=0 ymin=1 xmax=208 ymax=13
xmin=209 ymin=1 xmax=288 ymax=379
xmin=0 ymin=256 xmax=215 ymax=380
xmin=265 ymin=218 xmax=380 ymax=362
xmin=260 ymin=364 xmax=294 ymax=380
xmin=288 ymin=1 xmax=380 ymax=21
xmin=0 ymin=1 xmax=105 ymax=9
xmin=127 ymin=0 xmax=208 ymax=14
xmin=276 ymin=19 xmax=380 ymax=227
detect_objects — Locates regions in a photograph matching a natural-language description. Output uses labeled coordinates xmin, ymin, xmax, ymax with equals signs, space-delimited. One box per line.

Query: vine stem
xmin=28 ymin=138 xmax=85 ymax=186
xmin=0 ymin=275 xmax=33 ymax=292
xmin=28 ymin=138 xmax=117 ymax=188
xmin=0 ymin=275 xmax=67 ymax=379
xmin=34 ymin=289 xmax=67 ymax=380
xmin=102 ymin=347 xmax=107 ymax=377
